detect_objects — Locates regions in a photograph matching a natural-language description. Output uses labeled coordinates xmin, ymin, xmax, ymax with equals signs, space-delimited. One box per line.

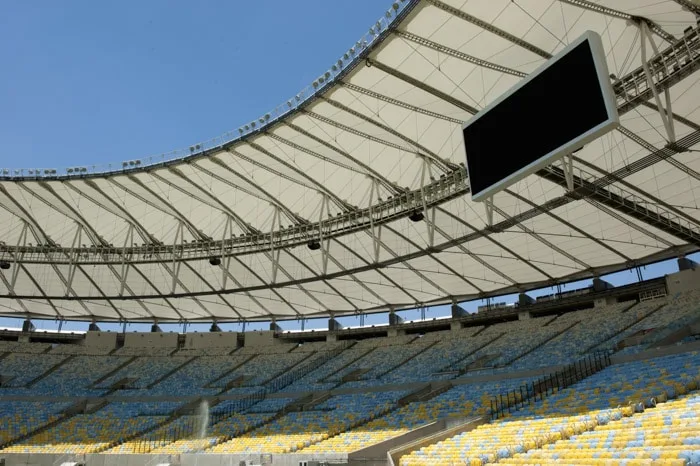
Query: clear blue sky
xmin=0 ymin=1 xmax=697 ymax=333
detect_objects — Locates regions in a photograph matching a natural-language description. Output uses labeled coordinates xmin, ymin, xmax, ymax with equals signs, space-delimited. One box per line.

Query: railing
xmin=489 ymin=351 xmax=612 ymax=420
xmin=0 ymin=0 xmax=418 ymax=180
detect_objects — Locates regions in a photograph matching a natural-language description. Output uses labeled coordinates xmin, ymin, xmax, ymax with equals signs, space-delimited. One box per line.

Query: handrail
xmin=489 ymin=350 xmax=612 ymax=420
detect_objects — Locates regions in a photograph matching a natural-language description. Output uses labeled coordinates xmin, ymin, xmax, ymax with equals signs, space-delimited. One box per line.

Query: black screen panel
xmin=463 ymin=39 xmax=609 ymax=198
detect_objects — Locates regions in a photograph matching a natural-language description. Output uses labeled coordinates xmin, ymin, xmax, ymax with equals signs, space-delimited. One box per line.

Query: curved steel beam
xmin=243 ymin=141 xmax=354 ymax=211
xmin=559 ymin=0 xmax=677 ymax=43
xmin=318 ymin=96 xmax=457 ymax=172
xmin=424 ymin=0 xmax=552 ymax=58
xmin=392 ymin=30 xmax=527 ymax=78
xmin=337 ymin=81 xmax=466 ymax=123
xmin=365 ymin=59 xmax=479 ymax=114
xmin=195 ymin=156 xmax=305 ymax=225
xmin=68 ymin=179 xmax=159 ymax=245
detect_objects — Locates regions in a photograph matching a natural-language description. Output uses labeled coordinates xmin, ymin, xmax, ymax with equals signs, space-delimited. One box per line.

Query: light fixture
xmin=0 ymin=261 xmax=10 ymax=270
xmin=408 ymin=211 xmax=424 ymax=222
xmin=209 ymin=257 xmax=222 ymax=266
xmin=307 ymin=240 xmax=321 ymax=251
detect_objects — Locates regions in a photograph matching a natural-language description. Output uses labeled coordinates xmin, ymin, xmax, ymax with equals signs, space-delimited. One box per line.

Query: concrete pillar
xmin=150 ymin=323 xmax=162 ymax=333
xmin=592 ymin=278 xmax=613 ymax=292
xmin=269 ymin=321 xmax=282 ymax=332
xmin=326 ymin=333 xmax=338 ymax=342
xmin=22 ymin=319 xmax=35 ymax=333
xmin=678 ymin=256 xmax=698 ymax=271
xmin=450 ymin=321 xmax=463 ymax=331
xmin=518 ymin=293 xmax=534 ymax=306
xmin=210 ymin=322 xmax=222 ymax=332
xmin=451 ymin=303 xmax=468 ymax=318
xmin=328 ymin=318 xmax=343 ymax=332
xmin=389 ymin=311 xmax=404 ymax=326
xmin=88 ymin=322 xmax=101 ymax=332
xmin=518 ymin=311 xmax=532 ymax=320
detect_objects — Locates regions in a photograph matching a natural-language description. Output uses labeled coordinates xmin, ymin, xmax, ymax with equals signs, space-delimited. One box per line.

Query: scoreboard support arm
xmin=484 ymin=196 xmax=494 ymax=227
xmin=638 ymin=19 xmax=676 ymax=143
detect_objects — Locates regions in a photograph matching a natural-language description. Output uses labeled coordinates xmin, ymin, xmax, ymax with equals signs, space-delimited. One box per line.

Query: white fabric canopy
xmin=1 ymin=0 xmax=699 ymax=322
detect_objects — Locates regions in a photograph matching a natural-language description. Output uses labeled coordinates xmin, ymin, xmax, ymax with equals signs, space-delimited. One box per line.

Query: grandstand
xmin=2 ymin=0 xmax=700 ymax=465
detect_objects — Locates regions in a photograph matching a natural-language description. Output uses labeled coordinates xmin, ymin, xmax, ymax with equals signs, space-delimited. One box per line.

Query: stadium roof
xmin=1 ymin=0 xmax=699 ymax=323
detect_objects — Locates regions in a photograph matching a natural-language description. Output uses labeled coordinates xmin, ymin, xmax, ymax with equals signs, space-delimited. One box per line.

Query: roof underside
xmin=1 ymin=0 xmax=700 ymax=322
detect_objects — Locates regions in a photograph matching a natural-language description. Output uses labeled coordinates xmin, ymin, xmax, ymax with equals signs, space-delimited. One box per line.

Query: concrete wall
xmin=183 ymin=332 xmax=238 ymax=350
xmin=386 ymin=416 xmax=487 ymax=466
xmin=348 ymin=420 xmax=447 ymax=465
xmin=123 ymin=332 xmax=178 ymax=349
xmin=244 ymin=330 xmax=282 ymax=347
xmin=594 ymin=297 xmax=617 ymax=308
xmin=666 ymin=268 xmax=700 ymax=295
xmin=85 ymin=332 xmax=117 ymax=350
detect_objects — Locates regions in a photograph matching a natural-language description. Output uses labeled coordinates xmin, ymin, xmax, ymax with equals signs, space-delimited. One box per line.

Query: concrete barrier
xmin=387 ymin=416 xmax=486 ymax=466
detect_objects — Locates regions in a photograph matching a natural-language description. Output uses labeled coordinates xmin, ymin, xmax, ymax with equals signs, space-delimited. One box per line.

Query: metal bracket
xmin=318 ymin=195 xmax=332 ymax=274
xmin=420 ymin=157 xmax=437 ymax=247
xmin=171 ymin=221 xmax=185 ymax=294
xmin=119 ymin=224 xmax=135 ymax=296
xmin=220 ymin=216 xmax=235 ymax=290
xmin=638 ymin=20 xmax=676 ymax=143
xmin=270 ymin=206 xmax=282 ymax=283
xmin=65 ymin=224 xmax=83 ymax=297
xmin=484 ymin=196 xmax=495 ymax=227
xmin=561 ymin=154 xmax=575 ymax=192
xmin=368 ymin=179 xmax=383 ymax=263
xmin=9 ymin=222 xmax=30 ymax=293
